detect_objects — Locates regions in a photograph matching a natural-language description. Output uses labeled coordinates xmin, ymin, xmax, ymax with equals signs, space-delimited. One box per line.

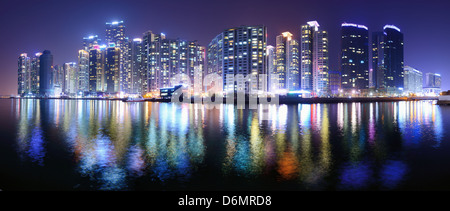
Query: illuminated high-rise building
xmin=39 ymin=50 xmax=54 ymax=96
xmin=53 ymin=64 xmax=64 ymax=96
xmin=30 ymin=52 xmax=42 ymax=95
xmin=276 ymin=32 xmax=299 ymax=91
xmin=207 ymin=33 xmax=223 ymax=76
xmin=105 ymin=21 xmax=128 ymax=92
xmin=207 ymin=25 xmax=267 ymax=93
xmin=18 ymin=53 xmax=30 ymax=96
xmin=184 ymin=41 xmax=205 ymax=86
xmin=383 ymin=25 xmax=404 ymax=93
xmin=160 ymin=38 xmax=177 ymax=89
xmin=89 ymin=47 xmax=104 ymax=92
xmin=128 ymin=38 xmax=144 ymax=94
xmin=64 ymin=62 xmax=78 ymax=96
xmin=372 ymin=25 xmax=404 ymax=94
xmin=77 ymin=50 xmax=89 ymax=93
xmin=266 ymin=45 xmax=276 ymax=92
xmin=301 ymin=21 xmax=329 ymax=95
xmin=105 ymin=46 xmax=121 ymax=93
xmin=340 ymin=23 xmax=369 ymax=92
xmin=142 ymin=31 xmax=154 ymax=93
xmin=143 ymin=31 xmax=162 ymax=93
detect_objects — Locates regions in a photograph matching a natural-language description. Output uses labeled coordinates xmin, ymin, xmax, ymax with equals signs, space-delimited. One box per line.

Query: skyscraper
xmin=301 ymin=21 xmax=329 ymax=95
xmin=207 ymin=33 xmax=224 ymax=77
xmin=105 ymin=46 xmax=121 ymax=93
xmin=143 ymin=31 xmax=163 ymax=93
xmin=142 ymin=31 xmax=156 ymax=93
xmin=105 ymin=21 xmax=128 ymax=92
xmin=77 ymin=50 xmax=89 ymax=93
xmin=18 ymin=53 xmax=30 ymax=96
xmin=89 ymin=47 xmax=104 ymax=92
xmin=39 ymin=50 xmax=54 ymax=96
xmin=53 ymin=64 xmax=64 ymax=96
xmin=30 ymin=52 xmax=42 ymax=95
xmin=128 ymin=38 xmax=144 ymax=94
xmin=383 ymin=25 xmax=404 ymax=93
xmin=207 ymin=25 xmax=267 ymax=94
xmin=266 ymin=45 xmax=276 ymax=92
xmin=276 ymin=32 xmax=299 ymax=91
xmin=64 ymin=62 xmax=78 ymax=96
xmin=340 ymin=23 xmax=369 ymax=92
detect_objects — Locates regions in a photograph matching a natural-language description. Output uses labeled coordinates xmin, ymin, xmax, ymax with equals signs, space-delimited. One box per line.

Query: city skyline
xmin=14 ymin=20 xmax=439 ymax=98
xmin=3 ymin=0 xmax=450 ymax=95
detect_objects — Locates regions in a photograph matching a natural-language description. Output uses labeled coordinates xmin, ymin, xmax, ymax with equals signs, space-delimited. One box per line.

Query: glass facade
xmin=340 ymin=23 xmax=369 ymax=92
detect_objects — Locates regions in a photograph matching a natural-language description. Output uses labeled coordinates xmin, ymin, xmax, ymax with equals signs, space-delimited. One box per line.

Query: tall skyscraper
xmin=18 ymin=53 xmax=30 ymax=96
xmin=207 ymin=25 xmax=267 ymax=93
xmin=77 ymin=50 xmax=89 ymax=93
xmin=383 ymin=25 xmax=404 ymax=93
xmin=340 ymin=23 xmax=369 ymax=92
xmin=53 ymin=64 xmax=64 ymax=96
xmin=301 ymin=21 xmax=329 ymax=95
xmin=142 ymin=31 xmax=155 ymax=93
xmin=64 ymin=62 xmax=78 ymax=96
xmin=276 ymin=32 xmax=299 ymax=91
xmin=89 ymin=47 xmax=104 ymax=92
xmin=143 ymin=31 xmax=163 ymax=93
xmin=207 ymin=33 xmax=224 ymax=77
xmin=128 ymin=38 xmax=144 ymax=94
xmin=266 ymin=45 xmax=276 ymax=92
xmin=105 ymin=46 xmax=121 ymax=93
xmin=185 ymin=41 xmax=205 ymax=87
xmin=404 ymin=66 xmax=423 ymax=94
xmin=30 ymin=53 xmax=42 ymax=95
xmin=160 ymin=38 xmax=176 ymax=89
xmin=39 ymin=50 xmax=54 ymax=96
xmin=105 ymin=21 xmax=128 ymax=92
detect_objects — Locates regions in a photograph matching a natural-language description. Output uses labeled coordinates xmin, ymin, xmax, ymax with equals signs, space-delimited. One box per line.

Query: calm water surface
xmin=0 ymin=99 xmax=449 ymax=190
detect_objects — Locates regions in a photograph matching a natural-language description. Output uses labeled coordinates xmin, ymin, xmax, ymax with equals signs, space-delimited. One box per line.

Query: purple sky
xmin=1 ymin=0 xmax=449 ymax=95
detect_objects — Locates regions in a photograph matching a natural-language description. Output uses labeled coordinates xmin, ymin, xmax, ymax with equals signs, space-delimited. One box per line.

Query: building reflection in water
xmin=13 ymin=99 xmax=443 ymax=190
xmin=16 ymin=99 xmax=45 ymax=165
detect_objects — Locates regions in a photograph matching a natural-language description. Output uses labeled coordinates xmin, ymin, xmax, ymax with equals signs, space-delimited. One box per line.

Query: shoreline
xmin=5 ymin=96 xmax=440 ymax=104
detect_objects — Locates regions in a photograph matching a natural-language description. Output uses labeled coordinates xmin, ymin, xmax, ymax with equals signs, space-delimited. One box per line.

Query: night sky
xmin=1 ymin=0 xmax=449 ymax=95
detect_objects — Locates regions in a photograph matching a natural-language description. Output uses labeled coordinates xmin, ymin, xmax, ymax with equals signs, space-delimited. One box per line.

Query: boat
xmin=122 ymin=96 xmax=145 ymax=102
xmin=437 ymin=91 xmax=450 ymax=105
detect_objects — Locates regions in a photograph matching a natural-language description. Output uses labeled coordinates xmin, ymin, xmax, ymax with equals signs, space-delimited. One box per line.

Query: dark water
xmin=0 ymin=99 xmax=449 ymax=190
